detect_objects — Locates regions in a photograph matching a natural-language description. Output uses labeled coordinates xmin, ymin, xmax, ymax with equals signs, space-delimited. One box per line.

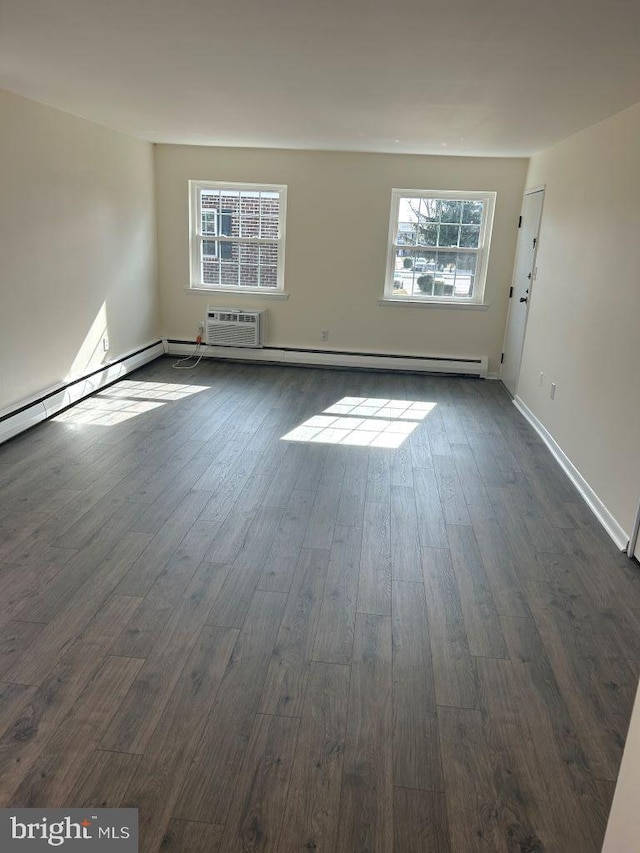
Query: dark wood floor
xmin=1 ymin=358 xmax=639 ymax=852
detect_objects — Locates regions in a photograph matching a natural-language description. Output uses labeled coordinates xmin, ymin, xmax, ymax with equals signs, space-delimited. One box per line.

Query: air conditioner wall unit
xmin=205 ymin=308 xmax=265 ymax=348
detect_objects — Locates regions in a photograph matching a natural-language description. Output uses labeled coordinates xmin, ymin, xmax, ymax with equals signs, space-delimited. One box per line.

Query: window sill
xmin=185 ymin=287 xmax=290 ymax=300
xmin=378 ymin=298 xmax=490 ymax=311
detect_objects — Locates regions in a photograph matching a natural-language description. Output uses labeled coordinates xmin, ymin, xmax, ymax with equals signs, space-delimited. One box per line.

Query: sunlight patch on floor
xmin=281 ymin=397 xmax=437 ymax=447
xmin=98 ymin=380 xmax=208 ymax=402
xmin=53 ymin=396 xmax=164 ymax=426
xmin=53 ymin=380 xmax=208 ymax=427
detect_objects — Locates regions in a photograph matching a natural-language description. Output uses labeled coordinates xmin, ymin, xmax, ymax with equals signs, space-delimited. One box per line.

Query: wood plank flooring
xmin=1 ymin=357 xmax=639 ymax=851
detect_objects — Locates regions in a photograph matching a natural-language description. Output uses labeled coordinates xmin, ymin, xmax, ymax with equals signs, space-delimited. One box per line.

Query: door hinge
xmin=533 ymin=236 xmax=538 ymax=248
xmin=500 ymin=353 xmax=504 ymax=364
xmin=509 ymin=286 xmax=513 ymax=298
xmin=518 ymin=216 xmax=522 ymax=228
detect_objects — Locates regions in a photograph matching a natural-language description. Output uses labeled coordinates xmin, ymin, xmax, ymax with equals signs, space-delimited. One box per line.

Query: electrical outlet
xmin=102 ymin=336 xmax=109 ymax=352
xmin=198 ymin=321 xmax=205 ymax=333
xmin=550 ymin=382 xmax=557 ymax=400
xmin=321 ymin=330 xmax=329 ymax=342
xmin=539 ymin=372 xmax=544 ymax=386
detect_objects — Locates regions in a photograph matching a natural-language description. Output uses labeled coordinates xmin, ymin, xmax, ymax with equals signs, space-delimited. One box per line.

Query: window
xmin=189 ymin=181 xmax=287 ymax=293
xmin=384 ymin=189 xmax=496 ymax=304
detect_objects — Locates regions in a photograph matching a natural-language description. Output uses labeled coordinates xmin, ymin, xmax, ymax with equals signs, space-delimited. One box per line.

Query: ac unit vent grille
xmin=205 ymin=308 xmax=264 ymax=348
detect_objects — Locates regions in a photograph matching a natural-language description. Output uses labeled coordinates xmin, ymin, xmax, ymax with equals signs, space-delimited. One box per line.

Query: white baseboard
xmin=513 ymin=395 xmax=629 ymax=551
xmin=0 ymin=340 xmax=164 ymax=445
xmin=165 ymin=340 xmax=488 ymax=378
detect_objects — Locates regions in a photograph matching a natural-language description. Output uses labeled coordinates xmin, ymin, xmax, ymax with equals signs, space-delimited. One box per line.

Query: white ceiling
xmin=1 ymin=0 xmax=639 ymax=157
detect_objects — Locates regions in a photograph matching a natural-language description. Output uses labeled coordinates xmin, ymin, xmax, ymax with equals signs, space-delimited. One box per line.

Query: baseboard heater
xmin=166 ymin=339 xmax=488 ymax=378
xmin=0 ymin=340 xmax=164 ymax=446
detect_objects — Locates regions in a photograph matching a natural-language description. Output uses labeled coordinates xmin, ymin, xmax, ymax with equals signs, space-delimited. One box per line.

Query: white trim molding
xmin=513 ymin=395 xmax=629 ymax=551
xmin=0 ymin=340 xmax=164 ymax=445
xmin=165 ymin=340 xmax=488 ymax=378
xmin=185 ymin=287 xmax=290 ymax=299
xmin=378 ymin=298 xmax=489 ymax=310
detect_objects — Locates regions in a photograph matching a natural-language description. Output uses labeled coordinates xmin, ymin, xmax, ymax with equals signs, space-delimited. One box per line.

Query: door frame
xmin=628 ymin=499 xmax=640 ymax=560
xmin=500 ymin=184 xmax=546 ymax=393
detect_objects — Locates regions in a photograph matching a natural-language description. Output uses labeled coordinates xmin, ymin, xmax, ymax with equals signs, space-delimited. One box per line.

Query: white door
xmin=630 ymin=500 xmax=640 ymax=561
xmin=501 ymin=188 xmax=544 ymax=396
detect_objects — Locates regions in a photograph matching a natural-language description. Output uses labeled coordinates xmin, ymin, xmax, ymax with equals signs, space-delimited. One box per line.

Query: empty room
xmin=1 ymin=1 xmax=640 ymax=851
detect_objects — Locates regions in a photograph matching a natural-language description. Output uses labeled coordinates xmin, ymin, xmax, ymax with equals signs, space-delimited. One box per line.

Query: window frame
xmin=383 ymin=188 xmax=496 ymax=306
xmin=188 ymin=180 xmax=287 ymax=294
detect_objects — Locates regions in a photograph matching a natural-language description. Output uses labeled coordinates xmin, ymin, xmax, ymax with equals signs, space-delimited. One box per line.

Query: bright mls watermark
xmin=0 ymin=810 xmax=138 ymax=851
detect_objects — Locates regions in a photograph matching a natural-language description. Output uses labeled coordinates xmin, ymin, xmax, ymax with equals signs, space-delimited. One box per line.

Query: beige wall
xmin=155 ymin=145 xmax=527 ymax=374
xmin=518 ymin=102 xmax=640 ymax=536
xmin=0 ymin=89 xmax=158 ymax=412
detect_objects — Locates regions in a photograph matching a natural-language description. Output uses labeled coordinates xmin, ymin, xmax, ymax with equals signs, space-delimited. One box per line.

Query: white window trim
xmin=378 ymin=298 xmax=489 ymax=310
xmin=184 ymin=286 xmax=290 ymax=300
xmin=189 ymin=180 xmax=287 ymax=294
xmin=383 ymin=188 xmax=496 ymax=306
